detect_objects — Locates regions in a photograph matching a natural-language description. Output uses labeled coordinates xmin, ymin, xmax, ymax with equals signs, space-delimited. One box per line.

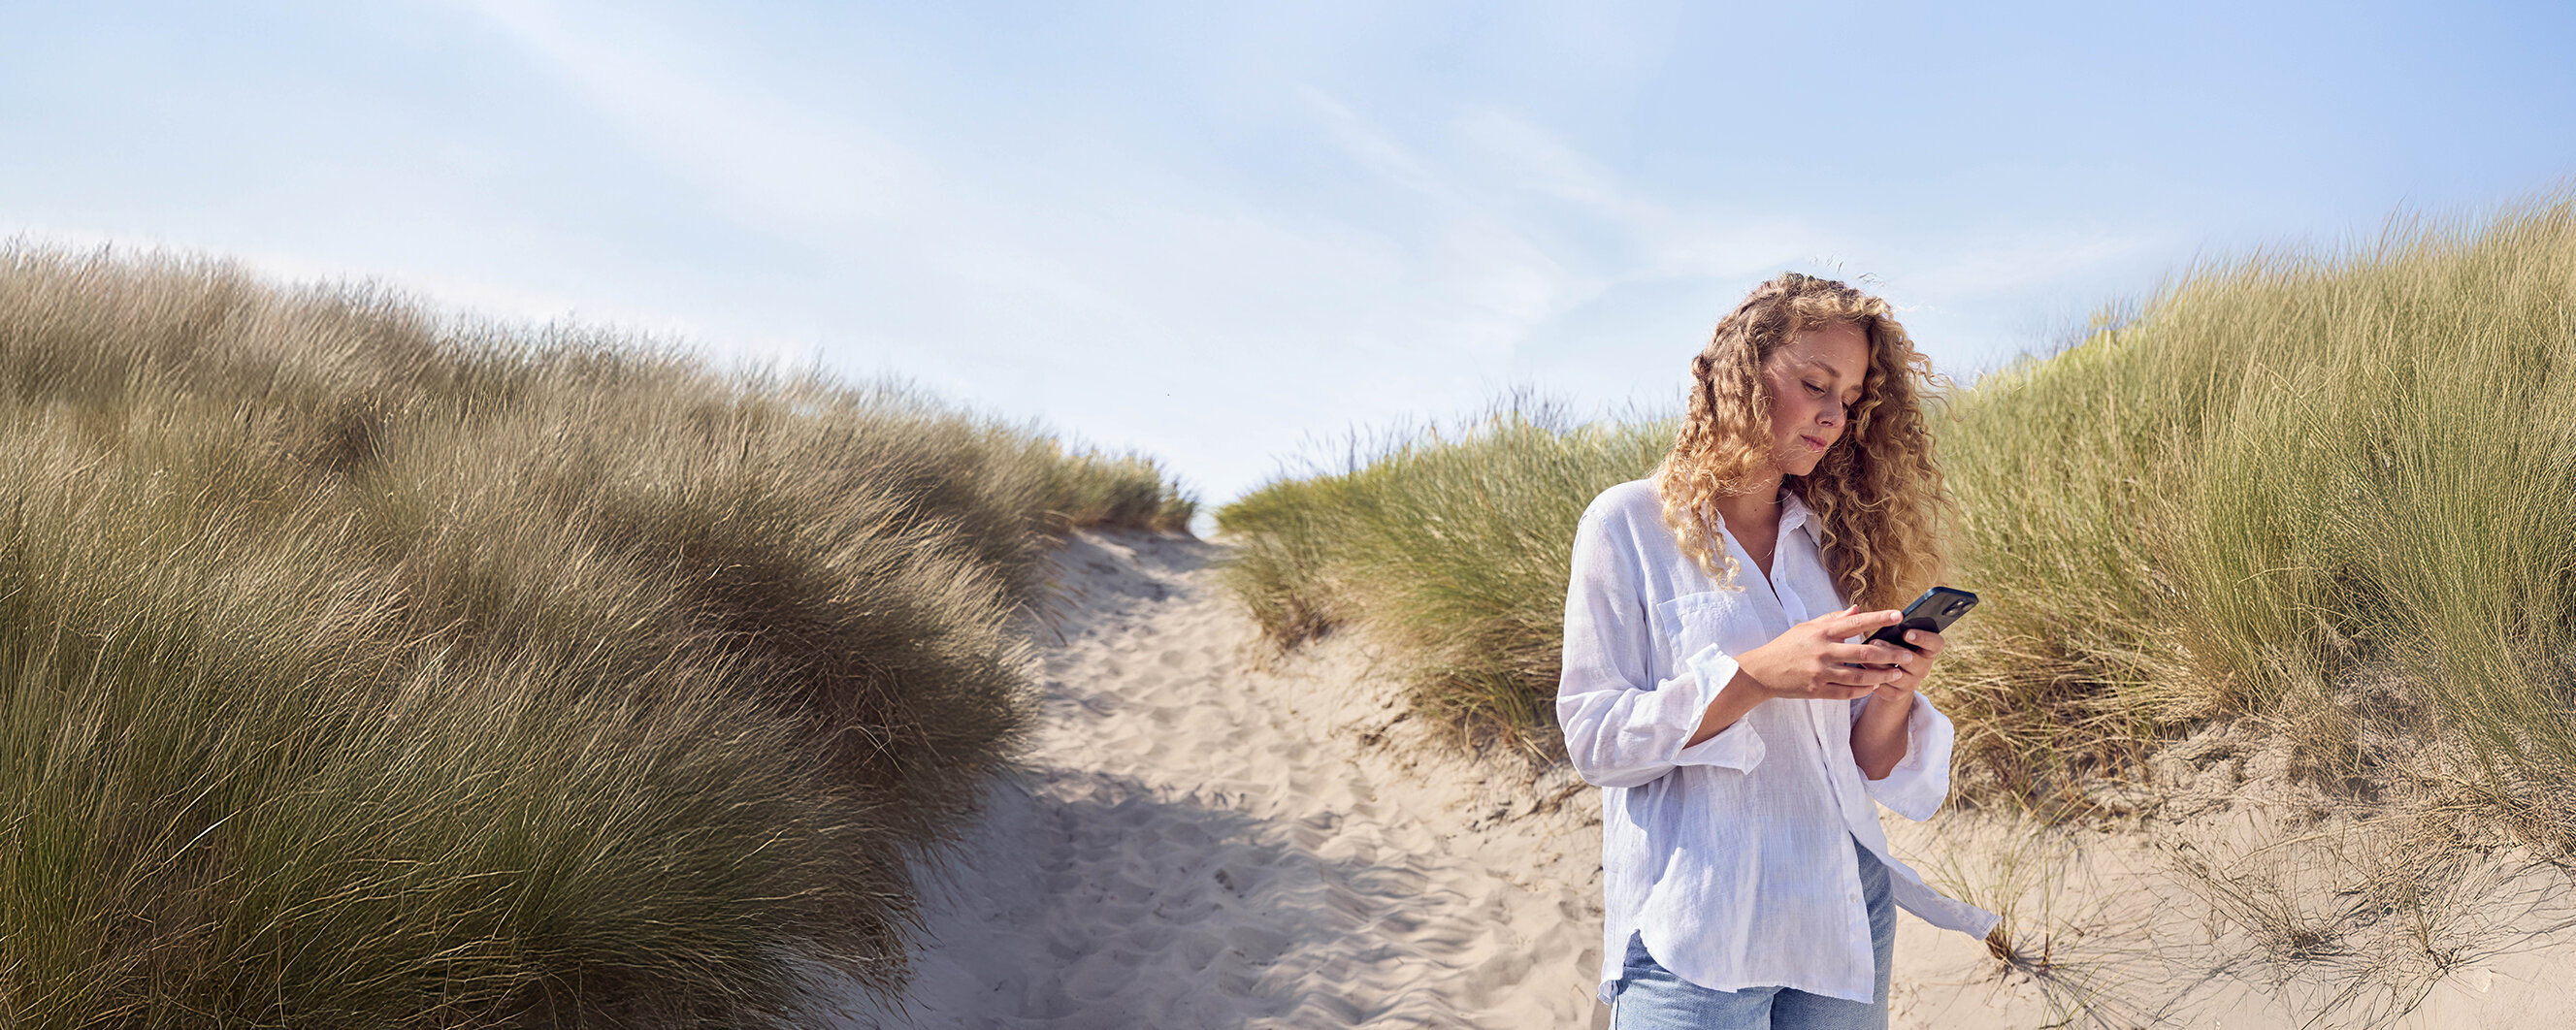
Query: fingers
xmin=1816 ymin=662 xmax=1904 ymax=689
xmin=1813 ymin=605 xmax=1903 ymax=640
xmin=1821 ymin=641 xmax=1914 ymax=667
xmin=1887 ymin=631 xmax=1943 ymax=684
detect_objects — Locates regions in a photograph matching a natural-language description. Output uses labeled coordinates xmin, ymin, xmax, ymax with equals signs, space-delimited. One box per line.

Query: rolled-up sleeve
xmin=1556 ymin=499 xmax=1763 ymax=788
xmin=1849 ymin=691 xmax=1958 ymax=821
xmin=1668 ymin=645 xmax=1764 ymax=772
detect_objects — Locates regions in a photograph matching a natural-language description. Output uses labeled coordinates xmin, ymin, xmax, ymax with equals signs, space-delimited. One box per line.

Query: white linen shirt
xmin=1557 ymin=479 xmax=1998 ymax=1005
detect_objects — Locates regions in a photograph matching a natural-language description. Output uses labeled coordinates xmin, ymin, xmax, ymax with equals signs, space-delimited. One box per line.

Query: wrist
xmin=1725 ymin=665 xmax=1781 ymax=704
xmin=1861 ymin=686 xmax=1917 ymax=728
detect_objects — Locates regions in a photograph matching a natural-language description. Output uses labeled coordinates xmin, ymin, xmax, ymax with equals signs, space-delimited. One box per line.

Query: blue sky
xmin=6 ymin=1 xmax=2573 ymax=505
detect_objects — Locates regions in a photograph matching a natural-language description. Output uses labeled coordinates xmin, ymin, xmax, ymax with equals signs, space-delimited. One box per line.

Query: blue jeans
xmin=1609 ymin=837 xmax=1895 ymax=1030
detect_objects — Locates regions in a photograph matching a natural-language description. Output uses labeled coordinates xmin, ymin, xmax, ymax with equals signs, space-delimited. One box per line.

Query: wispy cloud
xmin=461 ymin=0 xmax=915 ymax=233
xmin=1902 ymin=228 xmax=2177 ymax=301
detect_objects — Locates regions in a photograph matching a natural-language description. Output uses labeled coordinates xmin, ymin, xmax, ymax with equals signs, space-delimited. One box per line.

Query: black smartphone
xmin=1865 ymin=587 xmax=1977 ymax=653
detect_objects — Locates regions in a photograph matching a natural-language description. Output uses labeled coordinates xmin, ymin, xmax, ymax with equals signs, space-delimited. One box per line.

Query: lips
xmin=1800 ymin=434 xmax=1829 ymax=451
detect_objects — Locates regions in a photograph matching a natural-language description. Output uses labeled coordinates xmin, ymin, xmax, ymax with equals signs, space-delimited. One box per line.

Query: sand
xmin=817 ymin=530 xmax=2576 ymax=1028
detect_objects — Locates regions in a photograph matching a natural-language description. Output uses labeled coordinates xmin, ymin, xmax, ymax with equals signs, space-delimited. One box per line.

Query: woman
xmin=1557 ymin=273 xmax=1998 ymax=1028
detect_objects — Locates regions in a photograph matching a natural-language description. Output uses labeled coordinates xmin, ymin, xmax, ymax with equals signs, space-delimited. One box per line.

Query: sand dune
xmin=819 ymin=531 xmax=2576 ymax=1028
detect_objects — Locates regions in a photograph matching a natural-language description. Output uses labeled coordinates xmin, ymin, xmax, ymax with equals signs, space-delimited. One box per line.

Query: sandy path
xmin=823 ymin=530 xmax=2576 ymax=1029
xmin=825 ymin=530 xmax=1607 ymax=1029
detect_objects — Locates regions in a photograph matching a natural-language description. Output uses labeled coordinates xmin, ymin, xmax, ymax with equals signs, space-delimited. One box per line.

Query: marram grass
xmin=0 ymin=244 xmax=1191 ymax=1027
xmin=1219 ymin=402 xmax=1672 ymax=754
xmin=1222 ymin=192 xmax=2576 ymax=833
xmin=1938 ymin=195 xmax=2576 ymax=821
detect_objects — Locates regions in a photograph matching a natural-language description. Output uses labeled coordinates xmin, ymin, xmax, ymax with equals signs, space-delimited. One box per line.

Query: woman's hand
xmin=1737 ymin=605 xmax=1915 ymax=701
xmin=1687 ymin=605 xmax=1913 ymax=746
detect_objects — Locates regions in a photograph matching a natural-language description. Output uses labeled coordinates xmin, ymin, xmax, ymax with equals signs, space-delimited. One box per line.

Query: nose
xmin=1820 ymin=398 xmax=1845 ymax=427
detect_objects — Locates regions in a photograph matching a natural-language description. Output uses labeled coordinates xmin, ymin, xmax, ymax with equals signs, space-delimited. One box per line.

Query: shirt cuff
xmin=1670 ymin=644 xmax=1765 ymax=773
xmin=1862 ymin=691 xmax=1954 ymax=821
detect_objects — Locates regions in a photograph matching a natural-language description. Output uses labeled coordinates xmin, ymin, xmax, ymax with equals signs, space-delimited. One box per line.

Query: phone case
xmin=1865 ymin=587 xmax=1977 ymax=652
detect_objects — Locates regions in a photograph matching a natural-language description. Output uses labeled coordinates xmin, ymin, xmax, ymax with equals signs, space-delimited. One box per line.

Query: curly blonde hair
xmin=1654 ymin=273 xmax=1950 ymax=611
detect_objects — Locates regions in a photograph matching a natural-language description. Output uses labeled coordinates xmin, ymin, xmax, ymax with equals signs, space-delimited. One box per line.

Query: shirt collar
xmin=1779 ymin=489 xmax=1818 ymax=544
xmin=1703 ymin=487 xmax=1825 ymax=552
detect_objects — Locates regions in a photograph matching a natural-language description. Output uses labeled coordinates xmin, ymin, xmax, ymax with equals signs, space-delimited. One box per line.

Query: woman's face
xmin=1759 ymin=320 xmax=1870 ymax=478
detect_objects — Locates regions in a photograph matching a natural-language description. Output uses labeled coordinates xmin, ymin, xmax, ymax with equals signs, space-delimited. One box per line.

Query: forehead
xmin=1773 ymin=321 xmax=1870 ymax=381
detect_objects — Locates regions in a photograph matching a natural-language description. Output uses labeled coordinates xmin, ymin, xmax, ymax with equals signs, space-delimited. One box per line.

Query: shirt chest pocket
xmin=1653 ymin=589 xmax=1770 ymax=667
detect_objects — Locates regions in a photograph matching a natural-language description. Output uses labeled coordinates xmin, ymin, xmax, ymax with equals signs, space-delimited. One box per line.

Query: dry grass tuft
xmin=2158 ymin=806 xmax=2567 ymax=1030
xmin=1916 ymin=815 xmax=2144 ymax=1028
